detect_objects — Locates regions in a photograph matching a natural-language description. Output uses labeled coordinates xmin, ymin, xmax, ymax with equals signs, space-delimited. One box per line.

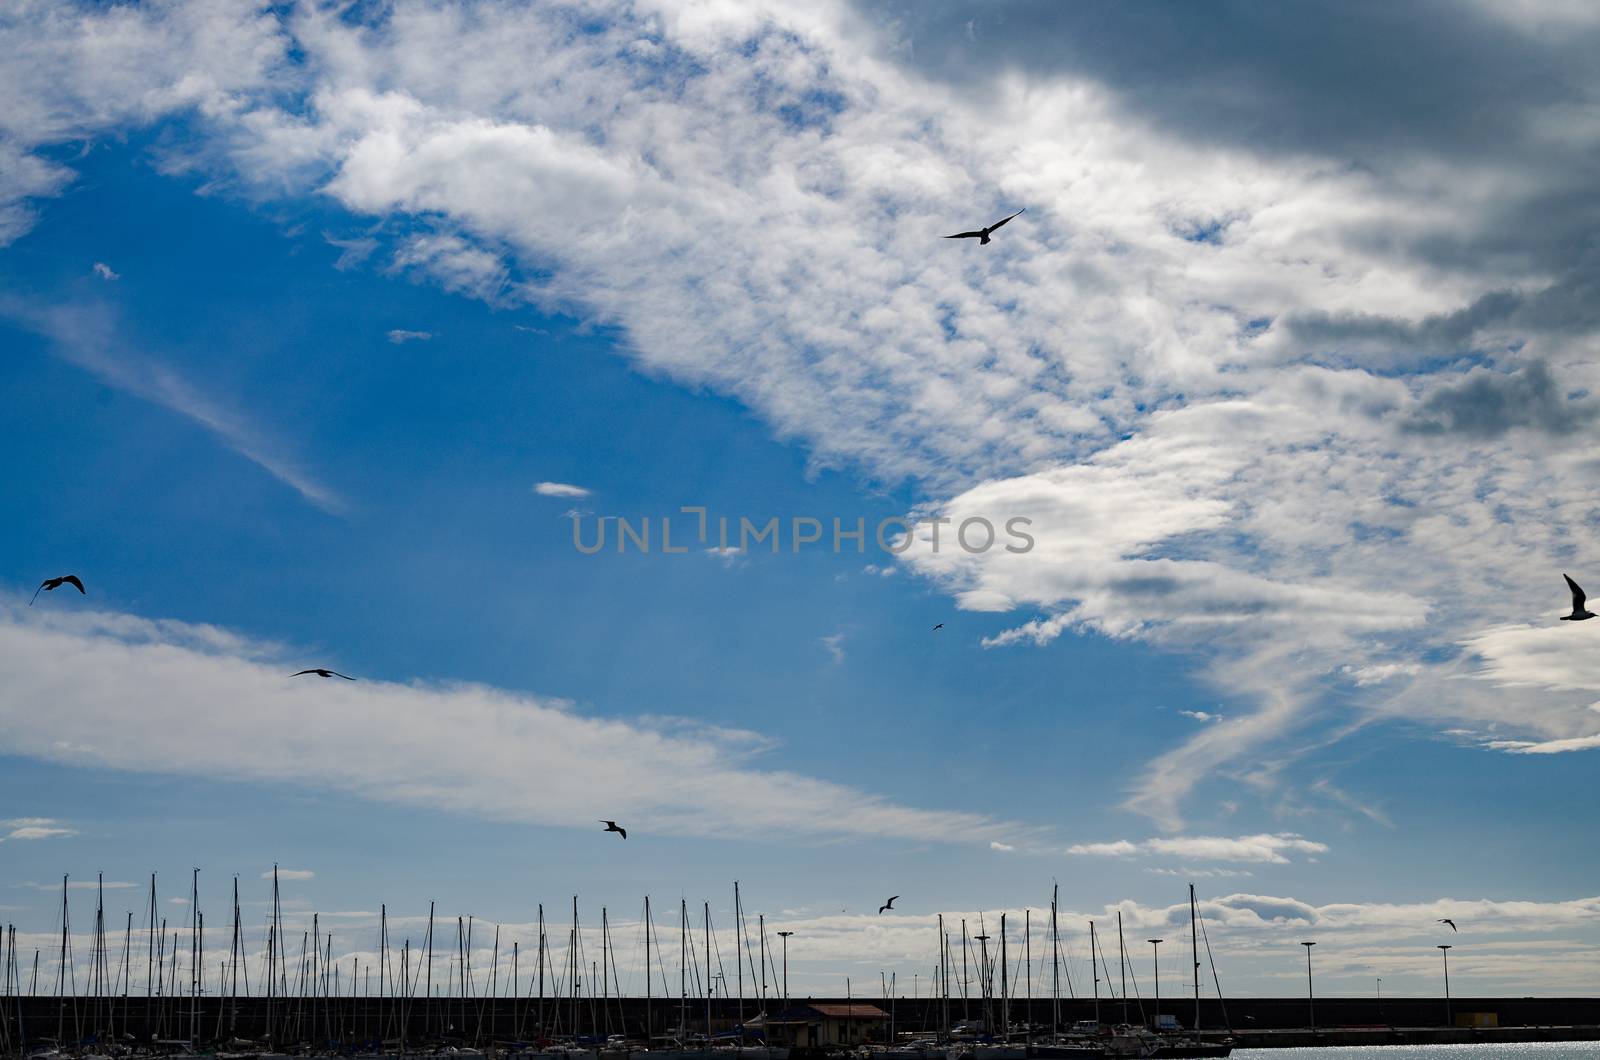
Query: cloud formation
xmin=1067 ymin=833 xmax=1328 ymax=865
xmin=0 ymin=817 xmax=76 ymax=842
xmin=533 ymin=481 xmax=591 ymax=498
xmin=0 ymin=602 xmax=1026 ymax=847
xmin=6 ymin=0 xmax=1600 ymax=831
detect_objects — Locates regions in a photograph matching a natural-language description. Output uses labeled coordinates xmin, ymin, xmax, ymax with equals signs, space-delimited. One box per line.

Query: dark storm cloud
xmin=1285 ymin=246 xmax=1600 ymax=362
xmin=1405 ymin=361 xmax=1597 ymax=439
xmin=864 ymin=0 xmax=1600 ymax=297
xmin=863 ymin=0 xmax=1596 ymax=165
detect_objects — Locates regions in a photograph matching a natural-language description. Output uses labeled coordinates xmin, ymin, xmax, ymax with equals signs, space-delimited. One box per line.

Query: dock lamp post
xmin=1376 ymin=977 xmax=1383 ymax=1019
xmin=1147 ymin=940 xmax=1163 ymax=1031
xmin=1300 ymin=942 xmax=1317 ymax=1032
xmin=777 ymin=932 xmax=793 ymax=1011
xmin=1438 ymin=945 xmax=1453 ymax=1027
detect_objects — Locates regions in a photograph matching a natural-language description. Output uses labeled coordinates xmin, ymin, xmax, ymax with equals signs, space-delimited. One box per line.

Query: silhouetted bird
xmin=601 ymin=820 xmax=627 ymax=839
xmin=30 ymin=574 xmax=85 ymax=606
xmin=1562 ymin=574 xmax=1595 ymax=621
xmin=945 ymin=209 xmax=1024 ymax=245
xmin=878 ymin=895 xmax=899 ymax=914
xmin=932 ymin=623 xmax=944 ymax=631
xmin=1439 ymin=918 xmax=1457 ymax=932
xmin=291 ymin=668 xmax=355 ymax=680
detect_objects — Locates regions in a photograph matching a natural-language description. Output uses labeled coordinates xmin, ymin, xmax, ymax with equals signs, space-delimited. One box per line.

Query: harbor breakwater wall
xmin=7 ymin=995 xmax=1600 ymax=1047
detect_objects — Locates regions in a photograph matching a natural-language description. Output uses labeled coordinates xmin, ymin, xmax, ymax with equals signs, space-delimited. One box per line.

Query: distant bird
xmin=290 ymin=668 xmax=355 ymax=680
xmin=30 ymin=574 xmax=85 ymax=606
xmin=945 ymin=209 xmax=1024 ymax=246
xmin=1562 ymin=574 xmax=1595 ymax=621
xmin=932 ymin=623 xmax=944 ymax=631
xmin=878 ymin=895 xmax=899 ymax=914
xmin=600 ymin=820 xmax=627 ymax=839
xmin=1439 ymin=918 xmax=1457 ymax=932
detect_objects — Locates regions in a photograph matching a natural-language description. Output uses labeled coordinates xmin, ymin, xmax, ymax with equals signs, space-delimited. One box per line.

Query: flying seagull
xmin=1562 ymin=574 xmax=1595 ymax=621
xmin=945 ymin=208 xmax=1024 ymax=245
xmin=30 ymin=574 xmax=85 ymax=606
xmin=290 ymin=668 xmax=356 ymax=680
xmin=878 ymin=895 xmax=899 ymax=914
xmin=1438 ymin=918 xmax=1457 ymax=932
xmin=600 ymin=820 xmax=627 ymax=839
xmin=932 ymin=623 xmax=944 ymax=631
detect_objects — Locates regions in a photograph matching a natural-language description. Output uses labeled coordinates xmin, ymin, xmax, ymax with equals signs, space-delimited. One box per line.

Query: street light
xmin=777 ymin=932 xmax=794 ymax=1010
xmin=1300 ymin=942 xmax=1317 ymax=1032
xmin=1438 ymin=945 xmax=1453 ymax=1027
xmin=1376 ymin=977 xmax=1383 ymax=1019
xmin=1147 ymin=940 xmax=1163 ymax=1031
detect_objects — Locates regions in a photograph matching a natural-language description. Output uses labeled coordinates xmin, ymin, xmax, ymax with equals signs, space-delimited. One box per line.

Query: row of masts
xmin=926 ymin=885 xmax=1222 ymax=1044
xmin=0 ymin=872 xmax=1225 ymax=1051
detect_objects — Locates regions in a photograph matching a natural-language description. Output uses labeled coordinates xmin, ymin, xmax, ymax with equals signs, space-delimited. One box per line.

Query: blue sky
xmin=4 ymin=0 xmax=1600 ymax=1003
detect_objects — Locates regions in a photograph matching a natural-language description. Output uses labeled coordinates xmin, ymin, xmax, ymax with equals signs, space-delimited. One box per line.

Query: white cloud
xmin=1069 ymin=833 xmax=1328 ymax=864
xmin=989 ymin=841 xmax=1015 ymax=852
xmin=385 ymin=328 xmax=431 ymax=344
xmin=820 ymin=632 xmax=846 ymax=664
xmin=7 ymin=0 xmax=1600 ymax=831
xmin=91 ymin=261 xmax=118 ymax=280
xmin=0 ymin=602 xmax=1027 ymax=847
xmin=264 ymin=868 xmax=314 ymax=880
xmin=534 ymin=481 xmax=591 ymax=498
xmin=1065 ymin=840 xmax=1141 ymax=858
xmin=0 ymin=817 xmax=76 ymax=842
xmin=1179 ymin=710 xmax=1220 ymax=722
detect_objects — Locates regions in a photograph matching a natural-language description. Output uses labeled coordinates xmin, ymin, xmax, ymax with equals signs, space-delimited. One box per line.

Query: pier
xmin=7 ymin=995 xmax=1600 ymax=1052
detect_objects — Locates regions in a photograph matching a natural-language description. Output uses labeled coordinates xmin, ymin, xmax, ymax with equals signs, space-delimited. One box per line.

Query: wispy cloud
xmin=534 ymin=481 xmax=590 ymax=498
xmin=1179 ymin=710 xmax=1221 ymax=722
xmin=263 ymin=868 xmax=314 ymax=880
xmin=0 ymin=817 xmax=76 ymax=842
xmin=91 ymin=261 xmax=118 ymax=280
xmin=0 ymin=603 xmax=1030 ymax=847
xmin=820 ymin=632 xmax=846 ymax=664
xmin=386 ymin=328 xmax=431 ymax=344
xmin=2 ymin=299 xmax=343 ymax=514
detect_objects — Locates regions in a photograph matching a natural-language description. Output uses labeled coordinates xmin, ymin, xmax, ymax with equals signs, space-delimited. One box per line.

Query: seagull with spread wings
xmin=1562 ymin=574 xmax=1595 ymax=621
xmin=30 ymin=574 xmax=85 ymax=606
xmin=291 ymin=668 xmax=356 ymax=680
xmin=878 ymin=895 xmax=899 ymax=914
xmin=945 ymin=208 xmax=1024 ymax=245
xmin=1439 ymin=918 xmax=1458 ymax=932
xmin=601 ymin=820 xmax=627 ymax=839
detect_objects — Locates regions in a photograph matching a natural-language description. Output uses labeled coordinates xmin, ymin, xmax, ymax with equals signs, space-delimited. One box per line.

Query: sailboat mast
xmin=1088 ymin=921 xmax=1099 ymax=1027
xmin=1117 ymin=911 xmax=1128 ymax=1025
xmin=1050 ymin=888 xmax=1060 ymax=1039
xmin=536 ymin=904 xmax=545 ymax=1041
xmin=678 ymin=899 xmax=686 ymax=1045
xmin=734 ymin=883 xmax=743 ymax=1046
xmin=1190 ymin=884 xmax=1201 ymax=1044
xmin=644 ymin=898 xmax=652 ymax=1043
xmin=1024 ymin=909 xmax=1032 ymax=1047
xmin=704 ymin=901 xmax=712 ymax=1046
xmin=999 ymin=914 xmax=1008 ymax=1043
xmin=960 ymin=920 xmax=970 ymax=1025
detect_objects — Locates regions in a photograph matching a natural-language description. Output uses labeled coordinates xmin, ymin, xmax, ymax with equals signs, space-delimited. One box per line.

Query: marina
xmin=5 ymin=876 xmax=1600 ymax=1059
